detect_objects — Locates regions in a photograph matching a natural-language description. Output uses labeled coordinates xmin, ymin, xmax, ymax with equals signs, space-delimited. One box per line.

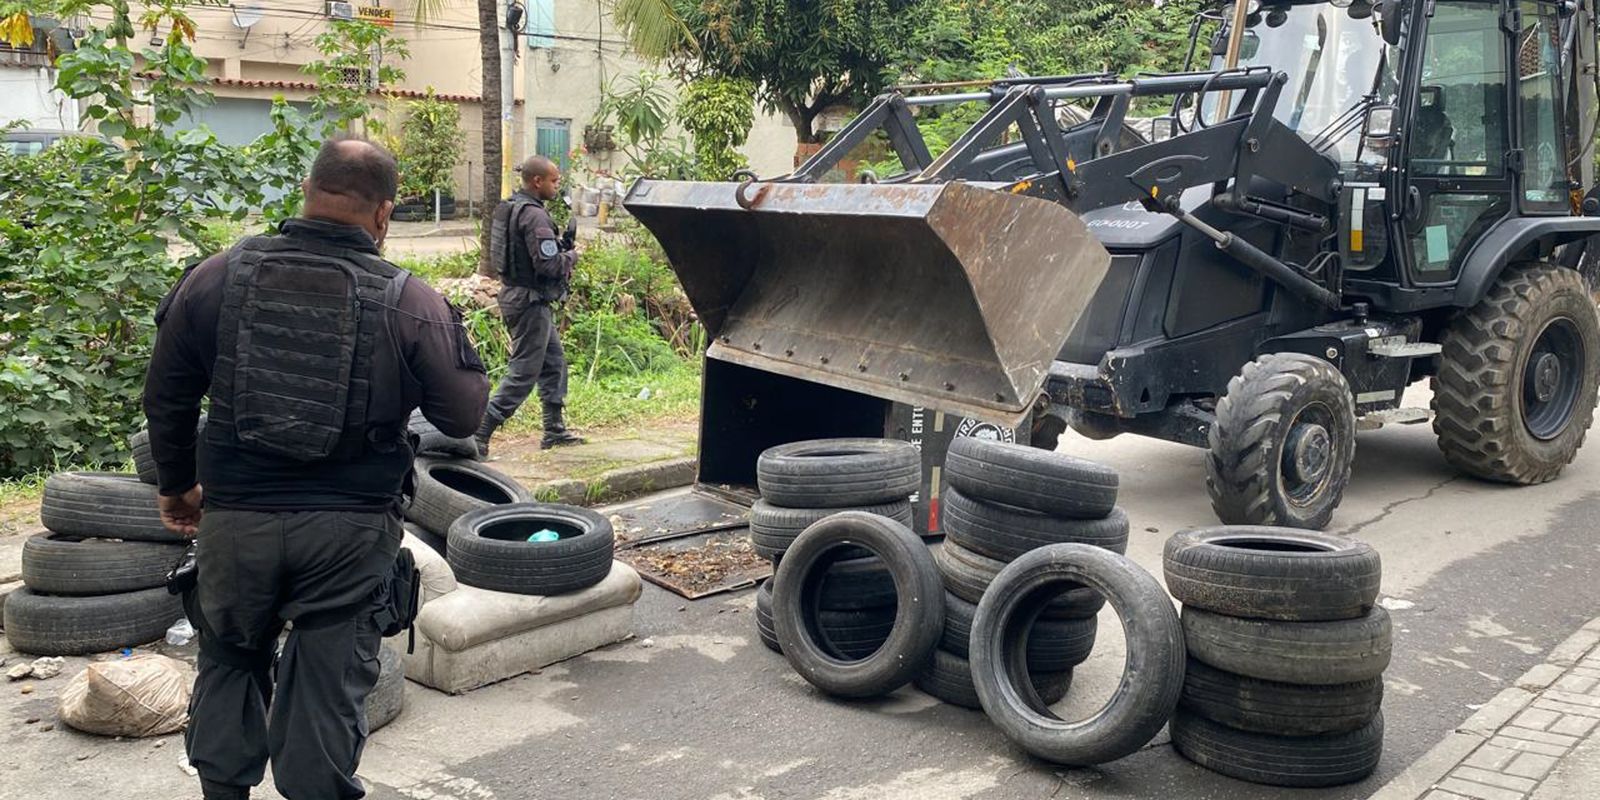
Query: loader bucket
xmin=623 ymin=179 xmax=1112 ymax=423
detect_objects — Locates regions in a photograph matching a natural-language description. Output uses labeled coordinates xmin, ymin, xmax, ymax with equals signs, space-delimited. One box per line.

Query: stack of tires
xmin=1162 ymin=527 xmax=1389 ymax=787
xmin=749 ymin=439 xmax=920 ymax=656
xmin=447 ymin=503 xmax=617 ymax=597
xmin=4 ymin=470 xmax=187 ymax=656
xmin=403 ymin=410 xmax=533 ymax=557
xmin=921 ymin=437 xmax=1126 ymax=709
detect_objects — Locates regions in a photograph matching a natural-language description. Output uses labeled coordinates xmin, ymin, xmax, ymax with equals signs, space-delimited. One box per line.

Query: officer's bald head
xmin=302 ymin=138 xmax=399 ymax=244
xmin=518 ymin=155 xmax=561 ymax=201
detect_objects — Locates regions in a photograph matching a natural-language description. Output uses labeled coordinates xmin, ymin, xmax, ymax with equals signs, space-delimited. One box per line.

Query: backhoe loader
xmin=625 ymin=0 xmax=1600 ymax=531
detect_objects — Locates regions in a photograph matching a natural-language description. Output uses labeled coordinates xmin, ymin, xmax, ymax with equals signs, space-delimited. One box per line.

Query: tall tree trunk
xmin=478 ymin=0 xmax=502 ymax=255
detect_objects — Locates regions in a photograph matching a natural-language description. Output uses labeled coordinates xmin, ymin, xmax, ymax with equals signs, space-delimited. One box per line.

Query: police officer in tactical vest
xmin=143 ymin=139 xmax=489 ymax=800
xmin=474 ymin=155 xmax=584 ymax=457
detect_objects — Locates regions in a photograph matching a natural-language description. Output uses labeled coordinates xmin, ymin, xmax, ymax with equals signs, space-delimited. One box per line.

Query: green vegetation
xmin=678 ymin=78 xmax=756 ymax=180
xmin=397 ymin=89 xmax=466 ymax=201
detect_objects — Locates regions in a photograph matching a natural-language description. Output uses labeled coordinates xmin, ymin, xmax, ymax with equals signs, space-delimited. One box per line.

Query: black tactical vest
xmin=206 ymin=234 xmax=410 ymax=462
xmin=485 ymin=195 xmax=534 ymax=284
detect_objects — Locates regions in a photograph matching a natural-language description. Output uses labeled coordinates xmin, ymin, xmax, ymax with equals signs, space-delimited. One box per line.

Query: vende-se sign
xmin=356 ymin=6 xmax=394 ymax=27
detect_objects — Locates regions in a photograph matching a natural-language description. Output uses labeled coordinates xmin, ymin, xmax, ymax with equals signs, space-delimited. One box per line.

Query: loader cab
xmin=1347 ymin=0 xmax=1572 ymax=299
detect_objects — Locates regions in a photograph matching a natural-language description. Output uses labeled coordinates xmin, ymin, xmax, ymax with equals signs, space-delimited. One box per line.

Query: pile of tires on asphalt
xmin=750 ymin=439 xmax=919 ymax=659
xmin=1163 ymin=527 xmax=1389 ymax=787
xmin=923 ymin=438 xmax=1127 ymax=709
xmin=754 ymin=437 xmax=1388 ymax=782
xmin=4 ymin=464 xmax=188 ymax=656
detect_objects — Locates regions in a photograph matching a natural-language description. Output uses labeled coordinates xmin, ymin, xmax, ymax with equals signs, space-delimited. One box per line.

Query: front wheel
xmin=1433 ymin=263 xmax=1600 ymax=484
xmin=1206 ymin=353 xmax=1357 ymax=530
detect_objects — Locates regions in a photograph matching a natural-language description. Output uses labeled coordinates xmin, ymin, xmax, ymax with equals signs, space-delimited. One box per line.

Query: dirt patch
xmin=616 ymin=532 xmax=770 ymax=600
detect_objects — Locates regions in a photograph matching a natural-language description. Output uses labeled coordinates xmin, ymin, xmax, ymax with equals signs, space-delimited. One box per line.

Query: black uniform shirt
xmin=142 ymin=218 xmax=489 ymax=509
xmin=510 ymin=191 xmax=576 ymax=286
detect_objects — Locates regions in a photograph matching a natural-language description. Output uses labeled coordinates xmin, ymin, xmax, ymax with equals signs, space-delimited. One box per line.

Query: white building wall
xmin=0 ymin=66 xmax=78 ymax=130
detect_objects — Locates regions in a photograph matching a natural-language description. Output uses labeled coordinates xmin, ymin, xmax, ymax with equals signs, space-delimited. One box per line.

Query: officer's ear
xmin=374 ymin=199 xmax=395 ymax=246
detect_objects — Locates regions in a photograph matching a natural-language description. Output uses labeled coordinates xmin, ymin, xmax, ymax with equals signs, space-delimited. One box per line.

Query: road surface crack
xmin=1339 ymin=475 xmax=1457 ymax=537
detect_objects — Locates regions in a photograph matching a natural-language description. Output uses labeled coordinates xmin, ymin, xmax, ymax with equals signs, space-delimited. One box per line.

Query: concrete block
xmin=1547 ymin=714 xmax=1598 ymax=738
xmin=1436 ymin=776 xmax=1527 ymax=800
xmin=1460 ymin=688 xmax=1536 ymax=737
xmin=1552 ymin=674 xmax=1598 ymax=695
xmin=1503 ymin=752 xmax=1558 ymax=781
xmin=1547 ymin=628 xmax=1600 ymax=667
xmin=1533 ymin=698 xmax=1600 ymax=720
xmin=1488 ymin=735 xmax=1568 ymax=758
xmin=1499 ymin=725 xmax=1580 ymax=748
xmin=1463 ymin=744 xmax=1518 ymax=772
xmin=1511 ymin=708 xmax=1560 ymax=731
xmin=1449 ymin=766 xmax=1535 ymax=792
xmin=1515 ymin=663 xmax=1566 ymax=692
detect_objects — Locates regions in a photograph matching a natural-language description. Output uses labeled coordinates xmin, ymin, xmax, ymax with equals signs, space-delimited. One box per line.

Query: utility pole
xmin=500 ymin=1 xmax=517 ymax=198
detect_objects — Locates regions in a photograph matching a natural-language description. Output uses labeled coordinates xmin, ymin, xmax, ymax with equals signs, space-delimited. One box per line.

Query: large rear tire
xmin=1433 ymin=263 xmax=1600 ymax=484
xmin=1206 ymin=353 xmax=1356 ymax=530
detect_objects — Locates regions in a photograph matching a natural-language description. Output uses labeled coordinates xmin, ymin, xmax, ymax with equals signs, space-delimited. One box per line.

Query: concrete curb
xmin=531 ymin=457 xmax=697 ymax=506
xmin=1368 ymin=618 xmax=1600 ymax=800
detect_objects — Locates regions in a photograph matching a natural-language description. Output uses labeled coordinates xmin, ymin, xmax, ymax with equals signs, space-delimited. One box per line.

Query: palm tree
xmin=611 ymin=0 xmax=695 ymax=60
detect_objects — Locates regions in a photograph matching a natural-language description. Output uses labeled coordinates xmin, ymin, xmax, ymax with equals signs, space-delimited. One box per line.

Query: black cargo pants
xmin=487 ymin=285 xmax=568 ymax=423
xmin=183 ymin=508 xmax=402 ymax=800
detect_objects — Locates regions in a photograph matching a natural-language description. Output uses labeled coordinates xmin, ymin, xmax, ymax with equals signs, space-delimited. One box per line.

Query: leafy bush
xmin=398 ymin=89 xmax=465 ymax=200
xmin=679 ymin=77 xmax=755 ymax=180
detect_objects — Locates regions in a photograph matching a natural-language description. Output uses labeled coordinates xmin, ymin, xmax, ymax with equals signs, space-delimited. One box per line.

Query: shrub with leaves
xmin=398 ymin=88 xmax=464 ymax=201
xmin=678 ymin=77 xmax=755 ymax=180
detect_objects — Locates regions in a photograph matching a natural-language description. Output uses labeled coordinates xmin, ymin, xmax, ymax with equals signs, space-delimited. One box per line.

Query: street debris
xmin=616 ymin=533 xmax=770 ymax=599
xmin=1379 ymin=597 xmax=1416 ymax=611
xmin=60 ymin=654 xmax=192 ymax=737
xmin=10 ymin=656 xmax=67 ymax=681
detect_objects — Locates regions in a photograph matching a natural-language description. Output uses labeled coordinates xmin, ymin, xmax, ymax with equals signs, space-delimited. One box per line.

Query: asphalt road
xmin=3 ymin=385 xmax=1597 ymax=799
xmin=352 ymin=384 xmax=1600 ymax=800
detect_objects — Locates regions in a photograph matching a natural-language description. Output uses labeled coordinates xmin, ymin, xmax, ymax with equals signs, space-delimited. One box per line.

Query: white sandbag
xmin=58 ymin=654 xmax=193 ymax=737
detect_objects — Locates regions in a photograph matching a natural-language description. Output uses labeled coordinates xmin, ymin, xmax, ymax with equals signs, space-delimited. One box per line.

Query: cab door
xmin=1397 ymin=0 xmax=1515 ymax=284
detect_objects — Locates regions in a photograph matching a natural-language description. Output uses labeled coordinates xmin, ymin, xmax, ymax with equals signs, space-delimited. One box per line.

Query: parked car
xmin=3 ymin=128 xmax=121 ymax=156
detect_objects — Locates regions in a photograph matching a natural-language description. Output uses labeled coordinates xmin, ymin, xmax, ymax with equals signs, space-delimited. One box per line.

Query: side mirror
xmin=1364 ymin=105 xmax=1398 ymax=140
xmin=1378 ymin=0 xmax=1404 ymax=46
xmin=1150 ymin=116 xmax=1179 ymax=141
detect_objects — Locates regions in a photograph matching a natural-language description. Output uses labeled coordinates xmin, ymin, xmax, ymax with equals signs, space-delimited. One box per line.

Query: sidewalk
xmin=481 ymin=416 xmax=699 ymax=506
xmin=1371 ymin=617 xmax=1600 ymax=800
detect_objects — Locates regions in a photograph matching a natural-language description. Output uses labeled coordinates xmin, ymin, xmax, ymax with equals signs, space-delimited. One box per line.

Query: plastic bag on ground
xmin=59 ymin=654 xmax=194 ymax=737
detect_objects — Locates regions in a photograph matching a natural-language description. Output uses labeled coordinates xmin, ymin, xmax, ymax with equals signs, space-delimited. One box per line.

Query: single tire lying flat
xmin=365 ymin=644 xmax=405 ymax=732
xmin=405 ymin=458 xmax=533 ymax=537
xmin=1183 ymin=606 xmax=1393 ymax=685
xmin=3 ymin=586 xmax=183 ymax=656
xmin=756 ymin=439 xmax=920 ymax=508
xmin=944 ymin=437 xmax=1117 ymax=519
xmin=21 ymin=533 xmax=187 ymax=596
xmin=773 ymin=513 xmax=943 ymax=698
xmin=936 ymin=540 xmax=1104 ymax=619
xmin=128 ymin=429 xmax=159 ymax=485
xmin=1171 ymin=708 xmax=1384 ymax=787
xmin=408 ymin=410 xmax=481 ymax=460
xmin=971 ymin=544 xmax=1184 ymax=765
xmin=943 ymin=488 xmax=1128 ymax=562
xmin=749 ymin=499 xmax=912 ymax=560
xmin=448 ymin=503 xmax=614 ymax=596
xmin=941 ymin=592 xmax=1097 ymax=670
xmin=40 ymin=472 xmax=184 ymax=543
xmin=1163 ymin=527 xmax=1381 ymax=621
xmin=1181 ymin=658 xmax=1383 ymax=736
xmin=914 ymin=648 xmax=1070 ymax=710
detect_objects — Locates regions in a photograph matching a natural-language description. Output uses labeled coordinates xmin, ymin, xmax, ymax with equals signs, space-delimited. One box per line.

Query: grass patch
xmin=502 ymin=361 xmax=701 ymax=434
xmin=0 ymin=471 xmax=49 ymax=507
xmin=393 ymin=249 xmax=481 ymax=283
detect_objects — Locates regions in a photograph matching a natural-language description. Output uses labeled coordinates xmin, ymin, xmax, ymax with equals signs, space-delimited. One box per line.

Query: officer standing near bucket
xmin=473 ymin=154 xmax=584 ymax=458
xmin=143 ymin=138 xmax=489 ymax=800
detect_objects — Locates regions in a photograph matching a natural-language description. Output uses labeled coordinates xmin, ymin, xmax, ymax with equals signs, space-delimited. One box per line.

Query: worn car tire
xmin=403 ymin=522 xmax=447 ymax=559
xmin=756 ymin=439 xmax=920 ymax=508
xmin=408 ymin=410 xmax=482 ymax=460
xmin=21 ymin=533 xmax=187 ymax=596
xmin=941 ymin=592 xmax=1097 ymax=670
xmin=1183 ymin=606 xmax=1393 ymax=685
xmin=1434 ymin=264 xmax=1600 ymax=485
xmin=749 ymin=499 xmax=912 ymax=560
xmin=1206 ymin=353 xmax=1357 ymax=530
xmin=970 ymin=543 xmax=1184 ymax=765
xmin=448 ymin=503 xmax=614 ymax=596
xmin=40 ymin=472 xmax=184 ymax=543
xmin=405 ymin=457 xmax=533 ymax=537
xmin=3 ymin=586 xmax=184 ymax=656
xmin=773 ymin=512 xmax=943 ymax=698
xmin=365 ymin=644 xmax=405 ymax=733
xmin=1163 ymin=527 xmax=1381 ymax=621
xmin=914 ymin=648 xmax=1071 ymax=710
xmin=944 ymin=437 xmax=1118 ymax=518
xmin=936 ymin=540 xmax=1104 ymax=619
xmin=758 ymin=581 xmax=896 ymax=656
xmin=943 ymin=488 xmax=1128 ymax=562
xmin=1181 ymin=658 xmax=1382 ymax=735
xmin=128 ymin=429 xmax=159 ymax=485
xmin=755 ymin=582 xmax=782 ymax=654
xmin=1171 ymin=708 xmax=1384 ymax=787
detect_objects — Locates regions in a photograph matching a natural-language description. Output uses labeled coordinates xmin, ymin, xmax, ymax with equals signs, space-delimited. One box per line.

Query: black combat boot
xmin=541 ymin=402 xmax=584 ymax=449
xmin=473 ymin=411 xmax=503 ymax=460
